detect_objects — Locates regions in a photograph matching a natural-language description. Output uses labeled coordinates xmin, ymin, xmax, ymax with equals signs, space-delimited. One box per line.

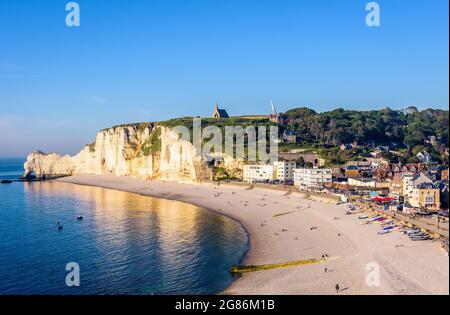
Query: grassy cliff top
xmin=103 ymin=116 xmax=273 ymax=131
xmin=159 ymin=116 xmax=273 ymax=128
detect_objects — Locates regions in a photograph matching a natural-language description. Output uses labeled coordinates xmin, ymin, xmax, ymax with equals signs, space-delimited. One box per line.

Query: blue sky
xmin=0 ymin=0 xmax=448 ymax=157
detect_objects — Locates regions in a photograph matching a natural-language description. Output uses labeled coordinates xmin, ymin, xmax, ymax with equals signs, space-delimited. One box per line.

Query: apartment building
xmin=410 ymin=183 xmax=441 ymax=210
xmin=403 ymin=172 xmax=433 ymax=202
xmin=243 ymin=164 xmax=274 ymax=183
xmin=273 ymin=161 xmax=297 ymax=181
xmin=293 ymin=168 xmax=332 ymax=190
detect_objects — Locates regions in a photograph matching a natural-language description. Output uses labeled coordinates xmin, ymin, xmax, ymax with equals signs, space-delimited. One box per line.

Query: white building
xmin=402 ymin=172 xmax=416 ymax=200
xmin=348 ymin=177 xmax=376 ymax=188
xmin=243 ymin=164 xmax=274 ymax=183
xmin=273 ymin=161 xmax=297 ymax=181
xmin=403 ymin=172 xmax=433 ymax=201
xmin=293 ymin=168 xmax=332 ymax=190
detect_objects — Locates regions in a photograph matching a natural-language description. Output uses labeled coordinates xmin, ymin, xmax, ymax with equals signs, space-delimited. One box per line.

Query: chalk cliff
xmin=23 ymin=123 xmax=242 ymax=182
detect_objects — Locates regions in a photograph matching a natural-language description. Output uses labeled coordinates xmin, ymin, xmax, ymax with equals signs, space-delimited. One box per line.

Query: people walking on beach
xmin=335 ymin=284 xmax=340 ymax=293
xmin=324 ymin=266 xmax=328 ymax=273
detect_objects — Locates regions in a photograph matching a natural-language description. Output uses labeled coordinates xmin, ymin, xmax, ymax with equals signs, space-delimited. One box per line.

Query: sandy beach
xmin=57 ymin=174 xmax=449 ymax=295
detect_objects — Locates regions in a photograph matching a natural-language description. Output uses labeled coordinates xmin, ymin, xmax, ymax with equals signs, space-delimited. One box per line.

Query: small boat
xmin=358 ymin=215 xmax=369 ymax=220
xmin=77 ymin=216 xmax=83 ymax=220
xmin=1 ymin=180 xmax=13 ymax=184
xmin=382 ymin=225 xmax=395 ymax=230
xmin=405 ymin=229 xmax=421 ymax=236
xmin=410 ymin=235 xmax=430 ymax=241
xmin=409 ymin=232 xmax=426 ymax=237
xmin=378 ymin=230 xmax=392 ymax=235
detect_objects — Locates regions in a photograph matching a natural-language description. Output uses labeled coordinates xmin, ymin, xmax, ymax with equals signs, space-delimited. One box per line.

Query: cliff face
xmin=23 ymin=123 xmax=241 ymax=182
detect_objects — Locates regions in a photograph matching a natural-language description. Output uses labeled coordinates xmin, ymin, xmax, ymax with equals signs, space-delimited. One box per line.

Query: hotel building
xmin=293 ymin=168 xmax=332 ymax=190
xmin=273 ymin=161 xmax=297 ymax=181
xmin=410 ymin=183 xmax=441 ymax=210
xmin=243 ymin=164 xmax=274 ymax=183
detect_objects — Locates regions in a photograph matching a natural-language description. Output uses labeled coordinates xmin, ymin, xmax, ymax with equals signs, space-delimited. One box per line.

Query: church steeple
xmin=212 ymin=102 xmax=229 ymax=118
xmin=271 ymin=99 xmax=278 ymax=115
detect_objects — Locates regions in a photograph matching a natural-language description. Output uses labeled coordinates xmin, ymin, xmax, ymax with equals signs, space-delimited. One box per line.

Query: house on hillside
xmin=282 ymin=130 xmax=298 ymax=143
xmin=339 ymin=142 xmax=358 ymax=151
xmin=416 ymin=151 xmax=435 ymax=164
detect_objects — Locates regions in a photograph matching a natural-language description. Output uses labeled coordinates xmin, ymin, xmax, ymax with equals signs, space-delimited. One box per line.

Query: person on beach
xmin=335 ymin=284 xmax=340 ymax=293
xmin=324 ymin=266 xmax=328 ymax=273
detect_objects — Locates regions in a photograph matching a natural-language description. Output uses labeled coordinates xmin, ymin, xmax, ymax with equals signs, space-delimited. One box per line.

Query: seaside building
xmin=273 ymin=160 xmax=297 ymax=181
xmin=403 ymin=172 xmax=434 ymax=202
xmin=293 ymin=168 xmax=332 ymax=190
xmin=348 ymin=177 xmax=376 ymax=188
xmin=212 ymin=103 xmax=229 ymax=118
xmin=243 ymin=164 xmax=274 ymax=183
xmin=347 ymin=177 xmax=389 ymax=189
xmin=389 ymin=172 xmax=411 ymax=196
xmin=410 ymin=183 xmax=441 ymax=210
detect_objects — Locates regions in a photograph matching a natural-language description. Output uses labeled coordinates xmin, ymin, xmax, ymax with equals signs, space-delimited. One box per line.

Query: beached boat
xmin=410 ymin=235 xmax=430 ymax=241
xmin=404 ymin=229 xmax=421 ymax=236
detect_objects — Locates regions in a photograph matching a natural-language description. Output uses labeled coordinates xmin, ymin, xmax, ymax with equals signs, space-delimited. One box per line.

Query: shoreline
xmin=55 ymin=176 xmax=254 ymax=288
xmin=56 ymin=174 xmax=449 ymax=295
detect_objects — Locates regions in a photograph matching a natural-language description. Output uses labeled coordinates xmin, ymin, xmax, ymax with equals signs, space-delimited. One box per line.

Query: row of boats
xmin=356 ymin=212 xmax=432 ymax=241
xmin=345 ymin=203 xmax=437 ymax=242
xmin=346 ymin=204 xmax=362 ymax=215
xmin=400 ymin=227 xmax=432 ymax=241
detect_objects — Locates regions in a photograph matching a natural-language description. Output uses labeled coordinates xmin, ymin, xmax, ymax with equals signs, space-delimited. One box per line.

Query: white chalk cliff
xmin=23 ymin=123 xmax=242 ymax=182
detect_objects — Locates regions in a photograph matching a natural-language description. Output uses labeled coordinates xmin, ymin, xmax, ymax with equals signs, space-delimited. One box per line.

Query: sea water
xmin=0 ymin=158 xmax=248 ymax=294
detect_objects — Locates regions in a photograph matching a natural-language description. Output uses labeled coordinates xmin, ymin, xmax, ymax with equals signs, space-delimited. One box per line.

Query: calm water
xmin=0 ymin=158 xmax=248 ymax=295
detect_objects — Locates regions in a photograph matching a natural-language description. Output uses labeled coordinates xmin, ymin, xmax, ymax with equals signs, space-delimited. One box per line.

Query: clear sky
xmin=0 ymin=0 xmax=448 ymax=157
